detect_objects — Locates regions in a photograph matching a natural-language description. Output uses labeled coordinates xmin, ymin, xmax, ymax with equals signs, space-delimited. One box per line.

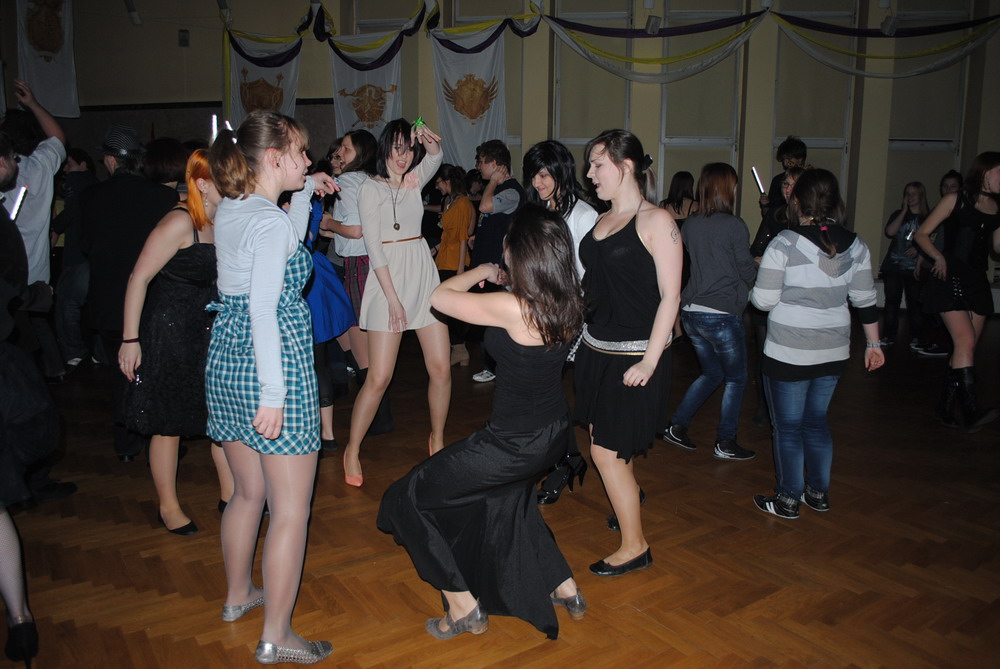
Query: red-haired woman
xmin=119 ymin=150 xmax=234 ymax=534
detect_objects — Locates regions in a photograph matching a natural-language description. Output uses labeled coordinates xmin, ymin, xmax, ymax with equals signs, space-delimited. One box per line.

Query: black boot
xmin=955 ymin=367 xmax=999 ymax=433
xmin=935 ymin=368 xmax=961 ymax=428
xmin=355 ymin=368 xmax=395 ymax=437
xmin=536 ymin=453 xmax=588 ymax=505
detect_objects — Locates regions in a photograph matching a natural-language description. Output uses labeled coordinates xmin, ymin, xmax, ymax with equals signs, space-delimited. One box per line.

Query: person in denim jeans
xmin=751 ymin=169 xmax=885 ymax=519
xmin=663 ymin=163 xmax=757 ymax=461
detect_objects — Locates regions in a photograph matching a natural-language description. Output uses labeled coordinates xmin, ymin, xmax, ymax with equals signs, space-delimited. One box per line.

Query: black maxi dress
xmin=377 ymin=327 xmax=574 ymax=639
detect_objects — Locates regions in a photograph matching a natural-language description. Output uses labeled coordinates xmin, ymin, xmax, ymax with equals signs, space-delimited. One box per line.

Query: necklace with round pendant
xmin=390 ymin=180 xmax=403 ymax=230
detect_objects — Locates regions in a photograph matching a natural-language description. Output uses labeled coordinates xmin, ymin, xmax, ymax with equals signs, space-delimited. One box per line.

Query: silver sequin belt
xmin=581 ymin=324 xmax=672 ymax=356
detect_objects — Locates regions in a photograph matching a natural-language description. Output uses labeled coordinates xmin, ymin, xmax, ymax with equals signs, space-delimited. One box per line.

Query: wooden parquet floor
xmin=4 ymin=319 xmax=999 ymax=668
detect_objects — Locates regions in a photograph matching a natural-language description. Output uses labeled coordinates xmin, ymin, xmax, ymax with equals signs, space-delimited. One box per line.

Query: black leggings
xmin=314 ymin=341 xmax=334 ymax=408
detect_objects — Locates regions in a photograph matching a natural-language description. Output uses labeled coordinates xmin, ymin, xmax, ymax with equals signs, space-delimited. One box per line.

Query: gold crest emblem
xmin=338 ymin=84 xmax=398 ymax=129
xmin=443 ymin=74 xmax=499 ymax=124
xmin=26 ymin=0 xmax=65 ymax=62
xmin=240 ymin=68 xmax=284 ymax=113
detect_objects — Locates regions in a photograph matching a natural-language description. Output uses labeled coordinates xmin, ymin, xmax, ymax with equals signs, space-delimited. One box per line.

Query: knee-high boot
xmin=355 ymin=367 xmax=395 ymax=437
xmin=955 ymin=366 xmax=999 ymax=433
xmin=934 ymin=368 xmax=961 ymax=428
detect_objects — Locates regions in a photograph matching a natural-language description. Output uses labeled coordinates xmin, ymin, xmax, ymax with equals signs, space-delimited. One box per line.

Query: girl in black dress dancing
xmin=378 ymin=205 xmax=586 ymax=640
xmin=575 ymin=130 xmax=682 ymax=576
xmin=914 ymin=152 xmax=1000 ymax=431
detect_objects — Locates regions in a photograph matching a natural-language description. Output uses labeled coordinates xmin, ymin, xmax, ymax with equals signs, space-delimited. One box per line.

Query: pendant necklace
xmin=389 ymin=179 xmax=404 ymax=231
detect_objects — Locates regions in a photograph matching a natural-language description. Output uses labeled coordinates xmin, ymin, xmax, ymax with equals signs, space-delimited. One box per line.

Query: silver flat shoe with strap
xmin=550 ymin=590 xmax=587 ymax=620
xmin=255 ymin=639 xmax=333 ymax=665
xmin=424 ymin=601 xmax=489 ymax=640
xmin=221 ymin=594 xmax=264 ymax=622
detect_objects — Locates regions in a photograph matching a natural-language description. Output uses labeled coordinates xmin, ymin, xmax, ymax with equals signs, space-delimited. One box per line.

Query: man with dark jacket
xmin=80 ymin=125 xmax=178 ymax=461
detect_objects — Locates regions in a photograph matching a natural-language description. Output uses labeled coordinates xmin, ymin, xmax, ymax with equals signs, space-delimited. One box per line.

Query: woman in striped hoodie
xmin=750 ymin=169 xmax=885 ymax=520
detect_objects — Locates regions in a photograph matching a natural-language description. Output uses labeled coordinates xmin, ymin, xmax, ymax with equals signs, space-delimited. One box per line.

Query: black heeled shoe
xmin=5 ymin=619 xmax=38 ymax=668
xmin=537 ymin=454 xmax=588 ymax=505
xmin=606 ymin=488 xmax=646 ymax=531
xmin=157 ymin=512 xmax=198 ymax=536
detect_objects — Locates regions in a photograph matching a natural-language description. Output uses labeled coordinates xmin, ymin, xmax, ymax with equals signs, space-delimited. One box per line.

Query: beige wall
xmin=2 ymin=0 xmax=997 ymax=277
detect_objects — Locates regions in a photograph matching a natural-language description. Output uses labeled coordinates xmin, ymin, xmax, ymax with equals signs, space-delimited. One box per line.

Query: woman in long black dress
xmin=914 ymin=152 xmax=1000 ymax=431
xmin=378 ymin=205 xmax=586 ymax=640
xmin=575 ymin=129 xmax=682 ymax=576
xmin=119 ymin=150 xmax=233 ymax=533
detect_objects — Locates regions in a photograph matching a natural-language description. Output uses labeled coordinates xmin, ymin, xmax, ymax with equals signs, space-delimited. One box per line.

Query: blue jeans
xmin=671 ymin=311 xmax=748 ymax=440
xmin=763 ymin=374 xmax=840 ymax=498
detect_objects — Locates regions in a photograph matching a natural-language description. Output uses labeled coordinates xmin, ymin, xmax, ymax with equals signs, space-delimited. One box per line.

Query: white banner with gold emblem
xmin=430 ymin=29 xmax=508 ymax=170
xmin=225 ymin=30 xmax=302 ymax=127
xmin=16 ymin=0 xmax=79 ymax=117
xmin=329 ymin=33 xmax=402 ymax=138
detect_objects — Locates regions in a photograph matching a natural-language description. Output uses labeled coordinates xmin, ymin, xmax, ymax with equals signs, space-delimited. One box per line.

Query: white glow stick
xmin=8 ymin=186 xmax=26 ymax=221
xmin=224 ymin=120 xmax=236 ymax=143
xmin=751 ymin=166 xmax=765 ymax=194
xmin=211 ymin=115 xmax=218 ymax=142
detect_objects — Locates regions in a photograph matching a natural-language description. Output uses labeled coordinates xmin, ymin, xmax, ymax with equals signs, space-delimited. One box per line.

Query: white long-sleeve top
xmin=331 ymin=170 xmax=368 ymax=258
xmin=214 ymin=176 xmax=313 ymax=408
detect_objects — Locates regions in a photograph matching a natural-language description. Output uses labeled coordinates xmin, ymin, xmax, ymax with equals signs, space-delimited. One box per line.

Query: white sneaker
xmin=472 ymin=369 xmax=496 ymax=383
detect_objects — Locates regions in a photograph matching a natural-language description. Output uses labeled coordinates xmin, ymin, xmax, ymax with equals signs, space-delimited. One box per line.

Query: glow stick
xmin=751 ymin=166 xmax=765 ymax=194
xmin=211 ymin=115 xmax=218 ymax=142
xmin=224 ymin=120 xmax=236 ymax=143
xmin=8 ymin=186 xmax=26 ymax=220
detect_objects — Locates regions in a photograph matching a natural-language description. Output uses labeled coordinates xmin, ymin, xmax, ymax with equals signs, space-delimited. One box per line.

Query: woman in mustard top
xmin=434 ymin=163 xmax=476 ymax=366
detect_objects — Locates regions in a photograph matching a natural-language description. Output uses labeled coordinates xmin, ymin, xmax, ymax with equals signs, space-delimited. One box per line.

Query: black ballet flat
xmin=536 ymin=454 xmax=588 ymax=505
xmin=157 ymin=512 xmax=198 ymax=536
xmin=5 ymin=619 xmax=38 ymax=668
xmin=606 ymin=488 xmax=646 ymax=531
xmin=321 ymin=437 xmax=338 ymax=452
xmin=589 ymin=548 xmax=653 ymax=577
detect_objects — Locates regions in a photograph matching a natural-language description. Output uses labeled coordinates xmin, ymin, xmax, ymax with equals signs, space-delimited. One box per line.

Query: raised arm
xmin=14 ymin=79 xmax=65 ymax=146
xmin=118 ymin=209 xmax=192 ymax=381
xmin=431 ymin=263 xmax=521 ymax=329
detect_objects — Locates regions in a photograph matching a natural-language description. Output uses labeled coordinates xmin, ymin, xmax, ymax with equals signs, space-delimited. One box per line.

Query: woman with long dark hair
xmin=751 ymin=169 xmax=884 ymax=519
xmin=914 ymin=152 xmax=1000 ymax=431
xmin=662 ymin=163 xmax=757 ymax=461
xmin=659 ymin=170 xmax=698 ymax=222
xmin=522 ymin=140 xmax=598 ymax=505
xmin=205 ymin=110 xmax=337 ymax=664
xmin=119 ymin=150 xmax=234 ymax=532
xmin=575 ymin=129 xmax=682 ymax=576
xmin=523 ymin=140 xmax=599 ymax=278
xmin=342 ymin=119 xmax=449 ymax=486
xmin=378 ymin=205 xmax=586 ymax=640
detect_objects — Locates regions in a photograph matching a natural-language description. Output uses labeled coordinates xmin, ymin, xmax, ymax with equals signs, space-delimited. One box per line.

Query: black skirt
xmin=922 ymin=268 xmax=994 ymax=316
xmin=377 ymin=416 xmax=573 ymax=640
xmin=573 ymin=344 xmax=671 ymax=462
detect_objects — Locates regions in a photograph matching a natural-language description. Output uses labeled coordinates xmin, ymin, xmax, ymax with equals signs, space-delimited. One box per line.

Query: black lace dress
xmin=126 ymin=224 xmax=217 ymax=436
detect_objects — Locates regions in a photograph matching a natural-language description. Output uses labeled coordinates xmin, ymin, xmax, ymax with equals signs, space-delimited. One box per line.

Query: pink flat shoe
xmin=343 ymin=452 xmax=363 ymax=487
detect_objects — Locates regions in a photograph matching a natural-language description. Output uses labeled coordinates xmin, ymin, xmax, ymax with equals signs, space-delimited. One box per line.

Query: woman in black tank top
xmin=378 ymin=206 xmax=587 ymax=640
xmin=575 ymin=130 xmax=683 ymax=577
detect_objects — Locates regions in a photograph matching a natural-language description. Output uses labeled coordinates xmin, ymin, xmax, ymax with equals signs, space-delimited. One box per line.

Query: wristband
xmin=865 ymin=341 xmax=881 ymax=348
xmin=122 ymin=337 xmax=140 ymax=344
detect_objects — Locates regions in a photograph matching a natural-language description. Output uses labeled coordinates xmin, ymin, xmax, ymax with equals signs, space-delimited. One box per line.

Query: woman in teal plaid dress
xmin=205 ymin=111 xmax=338 ymax=665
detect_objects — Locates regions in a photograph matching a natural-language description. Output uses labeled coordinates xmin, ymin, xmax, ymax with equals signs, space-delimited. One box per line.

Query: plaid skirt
xmin=205 ymin=248 xmax=320 ymax=455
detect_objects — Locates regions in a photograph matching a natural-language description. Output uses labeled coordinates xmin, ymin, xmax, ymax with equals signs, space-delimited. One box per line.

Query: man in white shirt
xmin=0 ymin=79 xmax=67 ymax=380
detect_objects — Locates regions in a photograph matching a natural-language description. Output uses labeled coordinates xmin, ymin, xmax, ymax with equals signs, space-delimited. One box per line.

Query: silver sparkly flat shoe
xmin=550 ymin=590 xmax=587 ymax=620
xmin=221 ymin=594 xmax=264 ymax=622
xmin=255 ymin=639 xmax=333 ymax=665
xmin=424 ymin=601 xmax=489 ymax=640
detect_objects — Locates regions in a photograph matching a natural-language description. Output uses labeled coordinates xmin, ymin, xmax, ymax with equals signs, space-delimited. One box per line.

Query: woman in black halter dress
xmin=574 ymin=130 xmax=682 ymax=577
xmin=378 ymin=206 xmax=586 ymax=640
xmin=914 ymin=151 xmax=1000 ymax=431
